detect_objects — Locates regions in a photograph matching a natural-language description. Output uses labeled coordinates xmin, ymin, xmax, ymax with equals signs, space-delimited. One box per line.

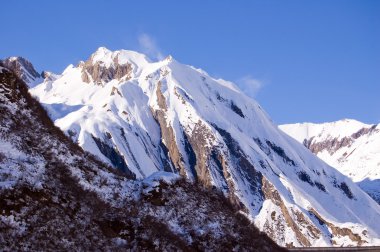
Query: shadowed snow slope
xmin=280 ymin=120 xmax=380 ymax=204
xmin=0 ymin=64 xmax=282 ymax=251
xmin=22 ymin=47 xmax=380 ymax=247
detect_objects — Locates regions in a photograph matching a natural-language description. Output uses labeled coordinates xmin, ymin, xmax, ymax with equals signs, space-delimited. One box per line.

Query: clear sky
xmin=2 ymin=0 xmax=379 ymax=124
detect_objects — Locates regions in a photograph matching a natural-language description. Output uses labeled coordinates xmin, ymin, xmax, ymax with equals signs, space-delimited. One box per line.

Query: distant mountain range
xmin=280 ymin=119 xmax=380 ymax=204
xmin=1 ymin=49 xmax=380 ymax=248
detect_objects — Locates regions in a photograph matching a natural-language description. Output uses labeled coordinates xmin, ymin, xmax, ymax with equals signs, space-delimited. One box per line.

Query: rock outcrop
xmin=78 ymin=48 xmax=133 ymax=85
xmin=1 ymin=56 xmax=41 ymax=86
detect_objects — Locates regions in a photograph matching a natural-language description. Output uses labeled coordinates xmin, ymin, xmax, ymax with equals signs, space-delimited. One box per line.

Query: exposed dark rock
xmin=212 ymin=124 xmax=264 ymax=201
xmin=1 ymin=57 xmax=41 ymax=84
xmin=304 ymin=136 xmax=353 ymax=155
xmin=185 ymin=121 xmax=219 ymax=187
xmin=182 ymin=130 xmax=197 ymax=180
xmin=151 ymin=81 xmax=187 ymax=177
xmin=212 ymin=124 xmax=241 ymax=158
xmin=79 ymin=54 xmax=132 ymax=85
xmin=297 ymin=171 xmax=314 ymax=186
xmin=110 ymin=86 xmax=122 ymax=97
xmin=91 ymin=134 xmax=135 ymax=179
xmin=333 ymin=180 xmax=354 ymax=199
xmin=216 ymin=92 xmax=227 ymax=102
xmin=41 ymin=71 xmax=56 ymax=81
xmin=296 ymin=170 xmax=326 ymax=192
xmin=332 ymin=178 xmax=354 ymax=199
xmin=266 ymin=140 xmax=296 ymax=166
xmin=314 ymin=181 xmax=326 ymax=192
xmin=215 ymin=93 xmax=245 ymax=118
xmin=81 ymin=69 xmax=91 ymax=83
xmin=119 ymin=128 xmax=146 ymax=178
xmin=155 ymin=81 xmax=168 ymax=112
xmin=309 ymin=209 xmax=366 ymax=245
xmin=158 ymin=140 xmax=176 ymax=173
xmin=174 ymin=87 xmax=193 ymax=105
xmin=308 ymin=210 xmax=325 ymax=226
xmin=230 ymin=101 xmax=245 ymax=118
xmin=254 ymin=137 xmax=271 ymax=156
xmin=291 ymin=209 xmax=321 ymax=240
xmin=262 ymin=177 xmax=312 ymax=247
xmin=303 ymin=125 xmax=377 ymax=158
xmin=351 ymin=126 xmax=379 ymax=139
xmin=259 ymin=160 xmax=268 ymax=170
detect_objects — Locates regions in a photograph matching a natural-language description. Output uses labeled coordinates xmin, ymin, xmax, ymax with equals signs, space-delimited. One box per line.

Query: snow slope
xmin=26 ymin=47 xmax=380 ymax=247
xmin=280 ymin=119 xmax=380 ymax=203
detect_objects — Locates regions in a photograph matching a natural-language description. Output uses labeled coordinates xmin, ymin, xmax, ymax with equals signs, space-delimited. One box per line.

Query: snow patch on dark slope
xmin=0 ymin=64 xmax=282 ymax=251
xmin=18 ymin=47 xmax=380 ymax=246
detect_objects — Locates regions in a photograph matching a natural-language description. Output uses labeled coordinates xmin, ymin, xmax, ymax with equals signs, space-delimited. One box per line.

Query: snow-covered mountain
xmin=280 ymin=119 xmax=380 ymax=204
xmin=1 ymin=57 xmax=43 ymax=87
xmin=0 ymin=63 xmax=283 ymax=251
xmin=9 ymin=47 xmax=380 ymax=247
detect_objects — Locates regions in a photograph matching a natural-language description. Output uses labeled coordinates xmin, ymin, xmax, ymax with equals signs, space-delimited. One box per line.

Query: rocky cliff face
xmin=0 ymin=64 xmax=283 ymax=251
xmin=280 ymin=120 xmax=380 ymax=204
xmin=79 ymin=56 xmax=132 ymax=85
xmin=78 ymin=47 xmax=136 ymax=85
xmin=22 ymin=48 xmax=380 ymax=247
xmin=0 ymin=57 xmax=41 ymax=86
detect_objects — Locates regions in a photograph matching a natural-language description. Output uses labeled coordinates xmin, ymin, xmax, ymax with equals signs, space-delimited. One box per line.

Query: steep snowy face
xmin=280 ymin=120 xmax=380 ymax=203
xmin=0 ymin=57 xmax=42 ymax=87
xmin=28 ymin=48 xmax=380 ymax=247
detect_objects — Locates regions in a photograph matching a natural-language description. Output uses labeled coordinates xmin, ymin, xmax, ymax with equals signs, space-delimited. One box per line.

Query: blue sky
xmin=2 ymin=0 xmax=379 ymax=124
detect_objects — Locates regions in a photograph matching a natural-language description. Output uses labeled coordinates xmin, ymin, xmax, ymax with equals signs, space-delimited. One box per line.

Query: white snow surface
xmin=28 ymin=48 xmax=380 ymax=246
xmin=280 ymin=120 xmax=380 ymax=204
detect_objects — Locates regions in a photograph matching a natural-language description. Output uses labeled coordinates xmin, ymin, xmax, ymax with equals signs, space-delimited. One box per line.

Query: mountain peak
xmin=0 ymin=56 xmax=42 ymax=87
xmin=164 ymin=54 xmax=173 ymax=62
xmin=75 ymin=48 xmax=173 ymax=86
xmin=95 ymin=46 xmax=111 ymax=54
xmin=89 ymin=47 xmax=150 ymax=66
xmin=90 ymin=46 xmax=113 ymax=65
xmin=79 ymin=48 xmax=151 ymax=85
